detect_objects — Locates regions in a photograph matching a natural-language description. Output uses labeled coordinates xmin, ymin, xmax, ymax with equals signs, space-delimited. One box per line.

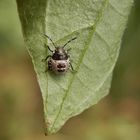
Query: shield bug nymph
xmin=43 ymin=34 xmax=77 ymax=74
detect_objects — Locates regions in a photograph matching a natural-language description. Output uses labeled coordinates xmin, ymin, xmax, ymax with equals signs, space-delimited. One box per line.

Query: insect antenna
xmin=63 ymin=37 xmax=77 ymax=48
xmin=44 ymin=34 xmax=57 ymax=48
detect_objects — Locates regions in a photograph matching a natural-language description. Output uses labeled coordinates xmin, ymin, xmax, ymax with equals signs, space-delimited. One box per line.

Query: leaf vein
xmin=95 ymin=31 xmax=114 ymax=61
xmin=109 ymin=1 xmax=127 ymax=17
xmin=50 ymin=0 xmax=109 ymax=132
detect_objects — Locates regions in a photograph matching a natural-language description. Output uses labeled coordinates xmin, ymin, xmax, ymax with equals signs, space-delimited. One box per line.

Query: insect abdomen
xmin=48 ymin=59 xmax=69 ymax=74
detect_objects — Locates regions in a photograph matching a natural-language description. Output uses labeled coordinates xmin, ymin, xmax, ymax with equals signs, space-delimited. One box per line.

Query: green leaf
xmin=16 ymin=0 xmax=133 ymax=134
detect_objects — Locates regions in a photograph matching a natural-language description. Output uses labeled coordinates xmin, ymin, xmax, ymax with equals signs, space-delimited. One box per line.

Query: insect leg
xmin=67 ymin=48 xmax=71 ymax=52
xmin=44 ymin=44 xmax=53 ymax=52
xmin=70 ymin=62 xmax=74 ymax=71
xmin=70 ymin=62 xmax=77 ymax=73
xmin=42 ymin=55 xmax=52 ymax=62
xmin=70 ymin=63 xmax=75 ymax=72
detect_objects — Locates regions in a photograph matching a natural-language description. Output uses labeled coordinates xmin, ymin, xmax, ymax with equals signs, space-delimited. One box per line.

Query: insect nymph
xmin=43 ymin=34 xmax=77 ymax=74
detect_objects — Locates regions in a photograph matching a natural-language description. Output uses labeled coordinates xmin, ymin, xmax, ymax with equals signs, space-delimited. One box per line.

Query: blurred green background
xmin=0 ymin=0 xmax=140 ymax=140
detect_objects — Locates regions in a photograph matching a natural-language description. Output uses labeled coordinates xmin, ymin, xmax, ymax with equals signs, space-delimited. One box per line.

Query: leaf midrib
xmin=49 ymin=0 xmax=109 ymax=132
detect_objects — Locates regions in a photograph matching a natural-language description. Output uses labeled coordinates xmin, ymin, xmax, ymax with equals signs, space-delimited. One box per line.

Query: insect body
xmin=44 ymin=35 xmax=77 ymax=74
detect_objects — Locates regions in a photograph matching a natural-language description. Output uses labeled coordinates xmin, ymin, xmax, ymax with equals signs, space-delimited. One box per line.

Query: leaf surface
xmin=16 ymin=0 xmax=133 ymax=134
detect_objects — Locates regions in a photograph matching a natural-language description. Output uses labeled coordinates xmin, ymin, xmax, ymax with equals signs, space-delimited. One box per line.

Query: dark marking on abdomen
xmin=57 ymin=69 xmax=65 ymax=72
xmin=57 ymin=63 xmax=66 ymax=68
